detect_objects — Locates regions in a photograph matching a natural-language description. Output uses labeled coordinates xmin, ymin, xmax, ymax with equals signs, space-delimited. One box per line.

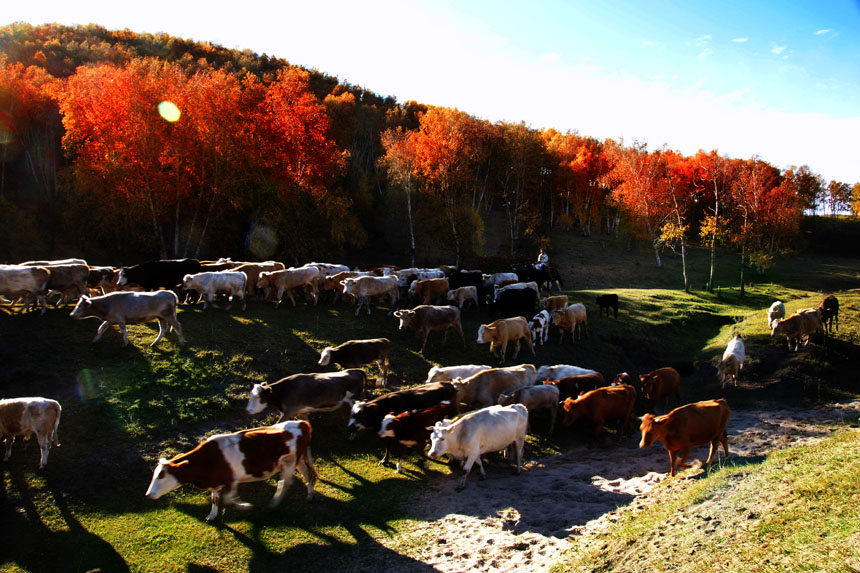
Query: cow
xmin=451 ymin=364 xmax=537 ymax=408
xmin=87 ymin=266 xmax=118 ymax=295
xmin=427 ymin=403 xmax=529 ymax=490
xmin=767 ymin=300 xmax=785 ymax=328
xmin=39 ymin=263 xmax=90 ymax=307
xmin=447 ymin=286 xmax=479 ymax=310
xmin=117 ymin=258 xmax=201 ymax=292
xmin=341 ymin=275 xmax=398 ymax=316
xmin=640 ymin=367 xmax=682 ymax=412
xmin=424 ymin=364 xmax=491 ymax=384
xmin=498 ymin=384 xmax=560 ymax=436
xmin=257 ymin=266 xmax=320 ymax=308
xmin=717 ymin=335 xmax=745 ymax=390
xmin=69 ymin=291 xmax=185 ymax=347
xmin=494 ymin=281 xmax=539 ymax=300
xmin=482 ymin=272 xmax=519 ymax=289
xmin=551 ymin=302 xmax=587 ymax=344
xmin=544 ymin=372 xmax=606 ymax=401
xmin=562 ymin=384 xmax=637 ymax=441
xmin=318 ymin=338 xmax=390 ymax=386
xmin=377 ymin=400 xmax=459 ymax=472
xmin=536 ymin=364 xmax=598 ymax=382
xmin=611 ymin=372 xmax=636 ymax=387
xmin=145 ymin=420 xmax=317 ymax=523
xmin=529 ymin=310 xmax=552 ymax=346
xmin=0 ymin=397 xmax=61 ymax=469
xmin=233 ymin=261 xmax=286 ymax=297
xmin=512 ymin=265 xmax=552 ymax=294
xmin=639 ymin=398 xmax=730 ymax=477
xmin=772 ymin=309 xmax=824 ymax=351
xmin=0 ymin=265 xmax=50 ymax=315
xmin=408 ymin=278 xmax=450 ymax=305
xmin=322 ymin=270 xmax=370 ymax=304
xmin=246 ymin=369 xmax=366 ymax=421
xmin=448 ymin=270 xmax=487 ymax=304
xmin=393 ymin=305 xmax=465 ymax=354
xmin=542 ymin=295 xmax=568 ymax=312
xmin=20 ymin=258 xmax=87 ymax=267
xmin=181 ymin=271 xmax=247 ymax=310
xmin=476 ymin=316 xmax=535 ymax=364
xmin=308 ymin=262 xmax=350 ymax=278
xmin=489 ymin=287 xmax=537 ymax=320
xmin=596 ymin=294 xmax=619 ymax=318
xmin=818 ymin=296 xmax=839 ymax=333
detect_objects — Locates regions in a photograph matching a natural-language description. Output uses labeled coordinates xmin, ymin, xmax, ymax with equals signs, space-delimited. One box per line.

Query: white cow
xmin=717 ymin=335 xmax=745 ymax=389
xmin=536 ymin=364 xmax=597 ymax=382
xmin=0 ymin=264 xmax=51 ymax=315
xmin=0 ymin=397 xmax=62 ymax=468
xmin=341 ymin=275 xmax=398 ymax=316
xmin=767 ymin=301 xmax=786 ymax=328
xmin=182 ymin=271 xmax=247 ymax=310
xmin=428 ymin=404 xmax=529 ymax=490
xmin=424 ymin=364 xmax=491 ymax=385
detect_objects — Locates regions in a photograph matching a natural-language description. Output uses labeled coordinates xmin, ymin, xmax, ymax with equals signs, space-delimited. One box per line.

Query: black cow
xmin=513 ymin=265 xmax=551 ymax=294
xmin=347 ymin=381 xmax=457 ymax=438
xmin=118 ymin=259 xmax=201 ymax=292
xmin=489 ymin=287 xmax=537 ymax=319
xmin=596 ymin=293 xmax=619 ymax=318
xmin=818 ymin=295 xmax=839 ymax=333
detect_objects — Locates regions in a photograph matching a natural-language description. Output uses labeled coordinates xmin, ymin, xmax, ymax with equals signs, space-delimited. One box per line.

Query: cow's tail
xmin=51 ymin=401 xmax=62 ymax=446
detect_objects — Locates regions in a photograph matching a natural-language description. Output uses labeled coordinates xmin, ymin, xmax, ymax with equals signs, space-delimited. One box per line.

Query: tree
xmin=852 ymin=183 xmax=860 ymax=217
xmin=694 ymin=149 xmax=737 ymax=292
xmin=381 ymin=126 xmax=419 ymax=266
xmin=660 ymin=150 xmax=698 ymax=291
xmin=826 ymin=180 xmax=852 ymax=215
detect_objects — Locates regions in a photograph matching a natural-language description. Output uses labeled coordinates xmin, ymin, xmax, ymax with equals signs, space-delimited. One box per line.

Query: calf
xmin=377 ymin=400 xmax=459 ymax=472
xmin=318 ymin=338 xmax=390 ymax=386
xmin=394 ymin=305 xmax=465 ymax=354
xmin=818 ymin=295 xmax=839 ymax=333
xmin=408 ymin=278 xmax=450 ymax=305
xmin=70 ymin=291 xmax=185 ymax=347
xmin=767 ymin=300 xmax=785 ymax=328
xmin=182 ymin=271 xmax=247 ymax=310
xmin=145 ymin=420 xmax=317 ymax=522
xmin=424 ymin=364 xmax=491 ymax=385
xmin=596 ymin=294 xmax=619 ymax=318
xmin=536 ymin=364 xmax=597 ymax=382
xmin=562 ymin=384 xmax=637 ymax=441
xmin=476 ymin=316 xmax=536 ymax=364
xmin=640 ymin=367 xmax=681 ymax=412
xmin=0 ymin=265 xmax=50 ymax=315
xmin=246 ymin=369 xmax=366 ymax=421
xmin=448 ymin=270 xmax=486 ymax=304
xmin=0 ymin=397 xmax=61 ymax=468
xmin=427 ymin=404 xmax=529 ymax=490
xmin=529 ymin=310 xmax=552 ymax=346
xmin=452 ymin=364 xmax=537 ymax=408
xmin=498 ymin=384 xmax=560 ymax=436
xmin=447 ymin=286 xmax=479 ymax=310
xmin=87 ymin=266 xmax=117 ymax=295
xmin=341 ymin=275 xmax=399 ymax=316
xmin=717 ymin=335 xmax=745 ymax=390
xmin=639 ymin=398 xmax=730 ymax=476
xmin=551 ymin=303 xmax=587 ymax=344
xmin=544 ymin=372 xmax=606 ymax=401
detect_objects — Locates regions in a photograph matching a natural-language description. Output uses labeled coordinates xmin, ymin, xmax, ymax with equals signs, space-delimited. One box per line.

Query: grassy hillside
xmin=1 ymin=235 xmax=858 ymax=571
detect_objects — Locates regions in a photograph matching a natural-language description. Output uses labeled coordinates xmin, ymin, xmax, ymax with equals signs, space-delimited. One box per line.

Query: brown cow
xmin=640 ymin=367 xmax=681 ymax=412
xmin=561 ymin=384 xmax=636 ymax=441
xmin=639 ymin=398 xmax=730 ymax=476
xmin=408 ymin=278 xmax=450 ymax=305
xmin=542 ymin=295 xmax=568 ymax=312
xmin=476 ymin=316 xmax=536 ymax=364
xmin=233 ymin=261 xmax=286 ymax=297
xmin=452 ymin=364 xmax=537 ymax=408
xmin=394 ymin=305 xmax=465 ymax=354
xmin=0 ymin=397 xmax=62 ymax=468
xmin=544 ymin=372 xmax=605 ymax=401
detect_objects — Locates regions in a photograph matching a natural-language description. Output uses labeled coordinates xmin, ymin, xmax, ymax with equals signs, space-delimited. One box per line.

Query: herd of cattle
xmin=0 ymin=256 xmax=843 ymax=524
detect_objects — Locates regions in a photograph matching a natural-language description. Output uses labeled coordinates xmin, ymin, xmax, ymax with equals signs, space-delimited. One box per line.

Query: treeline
xmin=1 ymin=23 xmax=857 ymax=290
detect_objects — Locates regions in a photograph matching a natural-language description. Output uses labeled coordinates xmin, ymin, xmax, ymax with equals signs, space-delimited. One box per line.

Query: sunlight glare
xmin=158 ymin=101 xmax=181 ymax=122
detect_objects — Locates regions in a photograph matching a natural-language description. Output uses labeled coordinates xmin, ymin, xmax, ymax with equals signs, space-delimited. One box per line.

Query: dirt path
xmin=386 ymin=400 xmax=860 ymax=572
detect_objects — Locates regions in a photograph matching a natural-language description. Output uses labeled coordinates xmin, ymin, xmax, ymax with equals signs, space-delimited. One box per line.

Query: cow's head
xmin=145 ymin=458 xmax=182 ymax=499
xmin=446 ymin=289 xmax=456 ymax=302
xmin=612 ymin=372 xmax=634 ymax=387
xmin=69 ymin=296 xmax=92 ymax=319
xmin=427 ymin=421 xmax=453 ymax=459
xmin=378 ymin=412 xmax=399 ymax=438
xmin=561 ymin=396 xmax=584 ymax=426
xmin=638 ymin=414 xmax=662 ymax=449
xmin=639 ymin=374 xmax=659 ymax=403
xmin=318 ymin=347 xmax=333 ymax=366
xmin=246 ymin=383 xmax=271 ymax=415
xmin=257 ymin=271 xmax=275 ymax=290
xmin=117 ymin=268 xmax=128 ymax=286
xmin=476 ymin=325 xmax=494 ymax=344
xmin=393 ymin=309 xmax=414 ymax=330
xmin=346 ymin=401 xmax=367 ymax=438
xmin=340 ymin=278 xmax=356 ymax=295
xmin=181 ymin=274 xmax=194 ymax=290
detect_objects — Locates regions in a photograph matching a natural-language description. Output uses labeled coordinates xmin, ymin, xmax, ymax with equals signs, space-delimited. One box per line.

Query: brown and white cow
xmin=394 ymin=305 xmax=466 ymax=354
xmin=640 ymin=367 xmax=682 ymax=412
xmin=182 ymin=271 xmax=247 ymax=310
xmin=562 ymin=384 xmax=637 ymax=441
xmin=0 ymin=264 xmax=50 ymax=315
xmin=341 ymin=275 xmax=399 ymax=316
xmin=145 ymin=420 xmax=317 ymax=522
xmin=0 ymin=397 xmax=61 ymax=468
xmin=476 ymin=316 xmax=535 ymax=364
xmin=639 ymin=398 xmax=730 ymax=477
xmin=452 ymin=364 xmax=537 ymax=408
xmin=318 ymin=338 xmax=390 ymax=386
xmin=408 ymin=277 xmax=450 ymax=305
xmin=377 ymin=400 xmax=459 ymax=472
xmin=41 ymin=263 xmax=90 ymax=307
xmin=529 ymin=310 xmax=552 ymax=346
xmin=246 ymin=369 xmax=366 ymax=421
xmin=257 ymin=266 xmax=320 ymax=308
xmin=323 ymin=270 xmax=370 ymax=305
xmin=70 ymin=291 xmax=185 ymax=347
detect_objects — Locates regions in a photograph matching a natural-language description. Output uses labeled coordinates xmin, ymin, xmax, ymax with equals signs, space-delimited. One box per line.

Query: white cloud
xmin=642 ymin=40 xmax=655 ymax=47
xmin=771 ymin=44 xmax=787 ymax=55
xmin=814 ymin=29 xmax=832 ymax=35
xmin=731 ymin=37 xmax=749 ymax=43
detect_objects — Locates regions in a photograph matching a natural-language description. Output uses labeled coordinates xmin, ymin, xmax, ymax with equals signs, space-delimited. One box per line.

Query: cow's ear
xmin=172 ymin=460 xmax=189 ymax=468
xmin=158 ymin=457 xmax=169 ymax=465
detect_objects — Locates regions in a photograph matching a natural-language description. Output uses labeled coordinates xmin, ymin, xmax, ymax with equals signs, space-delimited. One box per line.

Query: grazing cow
xmin=542 ymin=295 xmax=568 ymax=312
xmin=257 ymin=267 xmax=320 ymax=308
xmin=408 ymin=278 xmax=450 ymax=305
xmin=767 ymin=300 xmax=786 ymax=328
xmin=717 ymin=335 xmax=745 ymax=390
xmin=640 ymin=367 xmax=682 ymax=412
xmin=233 ymin=262 xmax=286 ymax=297
xmin=0 ymin=265 xmax=50 ymax=315
xmin=378 ymin=400 xmax=459 ymax=472
xmin=246 ymin=369 xmax=366 ymax=421
xmin=476 ymin=316 xmax=536 ymax=364
xmin=318 ymin=338 xmax=390 ymax=386
xmin=117 ymin=258 xmax=201 ymax=292
xmin=490 ymin=287 xmax=537 ymax=320
xmin=562 ymin=384 xmax=637 ymax=440
xmin=596 ymin=294 xmax=619 ymax=318
xmin=536 ymin=364 xmax=597 ymax=382
xmin=0 ymin=397 xmax=61 ymax=468
xmin=452 ymin=364 xmax=537 ymax=408
xmin=424 ymin=364 xmax=491 ymax=384
xmin=448 ymin=270 xmax=487 ymax=303
xmin=818 ymin=296 xmax=839 ymax=333
xmin=529 ymin=310 xmax=552 ymax=346
xmin=145 ymin=420 xmax=317 ymax=523
xmin=639 ymin=398 xmax=730 ymax=477
xmin=544 ymin=372 xmax=606 ymax=401
xmin=341 ymin=275 xmax=398 ymax=316
xmin=498 ymin=384 xmax=560 ymax=436
xmin=181 ymin=271 xmax=247 ymax=310
xmin=447 ymin=286 xmax=479 ymax=310
xmin=772 ymin=309 xmax=824 ymax=351
xmin=551 ymin=303 xmax=587 ymax=344
xmin=69 ymin=291 xmax=185 ymax=347
xmin=394 ymin=305 xmax=466 ymax=354
xmin=428 ymin=404 xmax=529 ymax=490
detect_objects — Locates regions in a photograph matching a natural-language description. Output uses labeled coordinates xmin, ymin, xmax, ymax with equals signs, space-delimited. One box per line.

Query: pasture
xmin=1 ymin=235 xmax=858 ymax=572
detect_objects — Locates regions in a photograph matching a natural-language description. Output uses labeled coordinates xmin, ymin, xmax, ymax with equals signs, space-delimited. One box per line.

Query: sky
xmin=5 ymin=0 xmax=860 ymax=183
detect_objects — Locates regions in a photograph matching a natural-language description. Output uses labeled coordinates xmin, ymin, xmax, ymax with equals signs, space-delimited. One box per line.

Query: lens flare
xmin=76 ymin=368 xmax=100 ymax=401
xmin=246 ymin=224 xmax=278 ymax=259
xmin=158 ymin=101 xmax=181 ymax=123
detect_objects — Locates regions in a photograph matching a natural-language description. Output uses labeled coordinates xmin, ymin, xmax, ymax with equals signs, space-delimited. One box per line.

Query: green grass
xmin=1 ymin=231 xmax=859 ymax=571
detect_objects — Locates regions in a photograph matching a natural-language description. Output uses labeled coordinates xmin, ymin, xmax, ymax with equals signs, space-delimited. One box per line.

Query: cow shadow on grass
xmin=0 ymin=464 xmax=129 ymax=572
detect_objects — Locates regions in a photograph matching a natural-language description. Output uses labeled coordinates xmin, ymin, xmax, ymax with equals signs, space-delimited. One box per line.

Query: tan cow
xmin=772 ymin=309 xmax=824 ymax=351
xmin=233 ymin=261 xmax=286 ymax=297
xmin=258 ymin=266 xmax=321 ymax=308
xmin=551 ymin=302 xmax=587 ymax=344
xmin=447 ymin=286 xmax=479 ymax=310
xmin=542 ymin=295 xmax=568 ymax=312
xmin=408 ymin=278 xmax=450 ymax=305
xmin=562 ymin=384 xmax=636 ymax=441
xmin=0 ymin=265 xmax=50 ymax=315
xmin=452 ymin=364 xmax=537 ymax=408
xmin=0 ymin=397 xmax=61 ymax=468
xmin=476 ymin=316 xmax=536 ymax=364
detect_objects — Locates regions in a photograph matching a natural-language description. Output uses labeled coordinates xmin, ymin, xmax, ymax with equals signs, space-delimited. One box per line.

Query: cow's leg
xmin=206 ymin=490 xmax=222 ymax=523
xmin=667 ymin=449 xmax=678 ymax=477
xmin=270 ymin=461 xmax=296 ymax=508
xmin=151 ymin=319 xmax=168 ymax=347
xmin=498 ymin=341 xmax=507 ymax=364
xmin=378 ymin=357 xmax=389 ymax=386
xmin=675 ymin=447 xmax=692 ymax=473
xmin=239 ymin=293 xmax=246 ymax=311
xmin=512 ymin=339 xmax=521 ymax=359
xmin=419 ymin=331 xmax=429 ymax=354
xmin=457 ymin=453 xmax=482 ymax=490
xmin=37 ymin=433 xmax=50 ymax=468
xmin=167 ymin=316 xmax=185 ymax=344
xmin=396 ymin=443 xmax=407 ymax=473
xmin=720 ymin=429 xmax=729 ymax=457
xmin=354 ymin=296 xmax=364 ymax=317
xmin=117 ymin=321 xmax=130 ymax=346
xmin=513 ymin=436 xmax=525 ymax=474
xmin=3 ymin=435 xmax=15 ymax=461
xmin=296 ymin=452 xmax=317 ymax=500
xmin=378 ymin=438 xmax=395 ymax=466
xmin=92 ymin=320 xmax=112 ymax=343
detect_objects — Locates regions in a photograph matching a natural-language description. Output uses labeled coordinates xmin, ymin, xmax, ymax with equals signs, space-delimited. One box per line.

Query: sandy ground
xmin=387 ymin=400 xmax=860 ymax=572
